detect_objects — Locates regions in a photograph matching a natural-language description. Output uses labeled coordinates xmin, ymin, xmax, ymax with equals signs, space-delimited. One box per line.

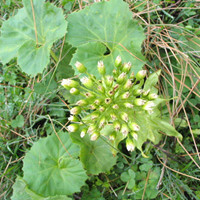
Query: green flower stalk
xmin=62 ymin=56 xmax=182 ymax=154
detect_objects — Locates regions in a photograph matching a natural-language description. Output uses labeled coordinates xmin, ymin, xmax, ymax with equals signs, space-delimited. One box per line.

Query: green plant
xmin=1 ymin=0 xmax=199 ymax=199
xmin=62 ymin=58 xmax=182 ymax=157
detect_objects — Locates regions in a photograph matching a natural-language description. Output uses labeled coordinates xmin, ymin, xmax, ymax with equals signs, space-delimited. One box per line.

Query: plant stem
xmin=50 ymin=50 xmax=59 ymax=63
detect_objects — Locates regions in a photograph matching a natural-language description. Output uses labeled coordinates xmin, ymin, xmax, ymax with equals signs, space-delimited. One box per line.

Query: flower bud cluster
xmin=62 ymin=56 xmax=160 ymax=152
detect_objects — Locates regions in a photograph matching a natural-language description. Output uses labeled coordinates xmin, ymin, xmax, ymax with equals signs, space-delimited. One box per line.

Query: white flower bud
xmin=121 ymin=124 xmax=129 ymax=136
xmin=68 ymin=115 xmax=79 ymax=122
xmin=123 ymin=79 xmax=133 ymax=90
xmin=122 ymin=62 xmax=131 ymax=73
xmin=90 ymin=132 xmax=99 ymax=141
xmin=61 ymin=79 xmax=79 ymax=88
xmin=132 ymin=133 xmax=138 ymax=141
xmin=75 ymin=61 xmax=87 ymax=73
xmin=117 ymin=72 xmax=126 ymax=84
xmin=143 ymin=101 xmax=155 ymax=111
xmin=68 ymin=124 xmax=79 ymax=132
xmin=115 ymin=55 xmax=122 ymax=67
xmin=70 ymin=106 xmax=81 ymax=115
xmin=133 ymin=99 xmax=146 ymax=106
xmin=76 ymin=99 xmax=87 ymax=106
xmin=121 ymin=92 xmax=130 ymax=99
xmin=136 ymin=70 xmax=147 ymax=80
xmin=129 ymin=122 xmax=140 ymax=131
xmin=148 ymin=93 xmax=159 ymax=100
xmin=80 ymin=128 xmax=87 ymax=138
xmin=80 ymin=76 xmax=93 ymax=88
xmin=126 ymin=138 xmax=135 ymax=152
xmin=70 ymin=87 xmax=80 ymax=95
xmin=124 ymin=103 xmax=134 ymax=108
xmin=142 ymin=89 xmax=150 ymax=97
xmin=112 ymin=104 xmax=119 ymax=109
xmin=121 ymin=112 xmax=128 ymax=122
xmin=97 ymin=61 xmax=106 ymax=75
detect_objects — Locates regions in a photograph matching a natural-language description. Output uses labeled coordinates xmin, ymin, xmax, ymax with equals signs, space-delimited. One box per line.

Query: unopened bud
xmin=90 ymin=132 xmax=99 ymax=141
xmin=87 ymin=124 xmax=96 ymax=134
xmin=68 ymin=124 xmax=79 ymax=132
xmin=148 ymin=93 xmax=158 ymax=100
xmin=117 ymin=72 xmax=126 ymax=84
xmin=108 ymin=90 xmax=114 ymax=96
xmin=94 ymin=99 xmax=102 ymax=105
xmin=99 ymin=117 xmax=106 ymax=128
xmin=85 ymin=92 xmax=95 ymax=99
xmin=133 ymin=89 xmax=143 ymax=96
xmin=126 ymin=138 xmax=135 ymax=152
xmin=115 ymin=55 xmax=122 ymax=68
xmin=143 ymin=101 xmax=155 ymax=111
xmin=109 ymin=132 xmax=116 ymax=141
xmin=131 ymin=132 xmax=138 ymax=141
xmin=133 ymin=98 xmax=146 ymax=106
xmin=121 ymin=112 xmax=129 ymax=122
xmin=97 ymin=85 xmax=105 ymax=93
xmin=121 ymin=92 xmax=130 ymax=99
xmin=99 ymin=106 xmax=105 ymax=112
xmin=121 ymin=123 xmax=129 ymax=136
xmin=112 ymin=104 xmax=119 ymax=109
xmin=112 ymin=69 xmax=118 ymax=77
xmin=97 ymin=61 xmax=106 ymax=75
xmin=122 ymin=62 xmax=131 ymax=73
xmin=80 ymin=76 xmax=93 ymax=88
xmin=80 ymin=128 xmax=87 ymax=138
xmin=113 ymin=121 xmax=121 ymax=131
xmin=123 ymin=79 xmax=133 ymax=90
xmin=61 ymin=79 xmax=79 ymax=89
xmin=111 ymin=113 xmax=117 ymax=120
xmin=113 ymin=84 xmax=119 ymax=91
xmin=104 ymin=76 xmax=114 ymax=87
xmin=75 ymin=61 xmax=87 ymax=73
xmin=105 ymin=98 xmax=112 ymax=104
xmin=129 ymin=122 xmax=140 ymax=131
xmin=70 ymin=106 xmax=81 ymax=115
xmin=91 ymin=112 xmax=100 ymax=120
xmin=142 ymin=89 xmax=150 ymax=97
xmin=136 ymin=70 xmax=147 ymax=80
xmin=68 ymin=115 xmax=79 ymax=122
xmin=130 ymin=72 xmax=134 ymax=79
xmin=70 ymin=87 xmax=80 ymax=95
xmin=76 ymin=99 xmax=88 ymax=106
xmin=89 ymin=104 xmax=96 ymax=110
xmin=124 ymin=102 xmax=134 ymax=108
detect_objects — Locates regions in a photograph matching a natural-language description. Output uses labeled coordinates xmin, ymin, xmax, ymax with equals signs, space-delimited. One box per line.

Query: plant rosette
xmin=62 ymin=56 xmax=182 ymax=156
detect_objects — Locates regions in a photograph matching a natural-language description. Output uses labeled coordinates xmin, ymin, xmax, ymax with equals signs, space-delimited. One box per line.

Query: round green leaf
xmin=0 ymin=0 xmax=67 ymax=76
xmin=23 ymin=132 xmax=87 ymax=197
xmin=66 ymin=0 xmax=145 ymax=78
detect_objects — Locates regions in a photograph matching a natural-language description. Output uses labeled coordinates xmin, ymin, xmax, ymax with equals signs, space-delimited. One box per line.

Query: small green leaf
xmin=66 ymin=0 xmax=145 ymax=78
xmin=139 ymin=161 xmax=153 ymax=172
xmin=23 ymin=132 xmax=87 ymax=197
xmin=0 ymin=0 xmax=67 ymax=76
xmin=11 ymin=115 xmax=24 ymax=128
xmin=143 ymin=70 xmax=161 ymax=93
xmin=120 ymin=169 xmax=136 ymax=189
xmin=151 ymin=118 xmax=183 ymax=140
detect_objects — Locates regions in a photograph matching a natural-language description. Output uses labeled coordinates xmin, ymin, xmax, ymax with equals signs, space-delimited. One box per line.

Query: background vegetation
xmin=0 ymin=0 xmax=199 ymax=199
